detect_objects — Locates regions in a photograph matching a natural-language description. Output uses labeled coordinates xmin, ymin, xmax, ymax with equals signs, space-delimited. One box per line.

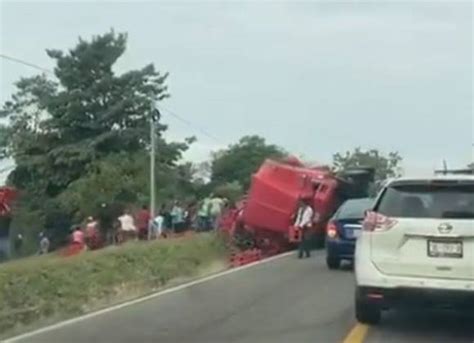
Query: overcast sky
xmin=0 ymin=1 xmax=473 ymax=182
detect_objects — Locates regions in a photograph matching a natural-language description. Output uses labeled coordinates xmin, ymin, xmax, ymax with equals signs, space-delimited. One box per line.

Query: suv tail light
xmin=362 ymin=211 xmax=397 ymax=232
xmin=326 ymin=221 xmax=338 ymax=238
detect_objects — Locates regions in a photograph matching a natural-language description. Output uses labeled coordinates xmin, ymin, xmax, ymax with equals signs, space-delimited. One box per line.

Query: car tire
xmin=355 ymin=288 xmax=381 ymax=325
xmin=326 ymin=255 xmax=341 ymax=270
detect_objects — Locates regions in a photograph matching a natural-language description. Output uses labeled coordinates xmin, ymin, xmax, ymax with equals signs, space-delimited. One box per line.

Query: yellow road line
xmin=342 ymin=323 xmax=370 ymax=343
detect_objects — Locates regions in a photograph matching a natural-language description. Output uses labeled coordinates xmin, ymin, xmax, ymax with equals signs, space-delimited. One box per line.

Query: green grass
xmin=0 ymin=233 xmax=228 ymax=337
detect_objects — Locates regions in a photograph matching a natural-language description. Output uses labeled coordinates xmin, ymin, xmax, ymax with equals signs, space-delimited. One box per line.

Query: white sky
xmin=0 ymin=1 xmax=473 ymax=184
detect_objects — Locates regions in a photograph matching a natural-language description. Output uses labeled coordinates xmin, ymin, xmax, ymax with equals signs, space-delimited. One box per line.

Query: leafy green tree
xmin=0 ymin=125 xmax=9 ymax=160
xmin=1 ymin=32 xmax=175 ymax=197
xmin=193 ymin=161 xmax=211 ymax=184
xmin=210 ymin=135 xmax=286 ymax=190
xmin=213 ymin=181 xmax=244 ymax=204
xmin=0 ymin=31 xmax=195 ymax=250
xmin=332 ymin=148 xmax=403 ymax=182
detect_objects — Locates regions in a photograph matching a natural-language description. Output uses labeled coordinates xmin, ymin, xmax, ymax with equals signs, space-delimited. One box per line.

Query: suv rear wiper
xmin=441 ymin=211 xmax=474 ymax=219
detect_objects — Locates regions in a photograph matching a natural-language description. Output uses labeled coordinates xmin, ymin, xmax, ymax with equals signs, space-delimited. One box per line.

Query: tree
xmin=1 ymin=32 xmax=178 ymax=197
xmin=213 ymin=181 xmax=244 ymax=204
xmin=210 ymin=135 xmax=286 ymax=190
xmin=0 ymin=125 xmax=9 ymax=160
xmin=193 ymin=161 xmax=212 ymax=184
xmin=0 ymin=31 xmax=195 ymax=249
xmin=332 ymin=148 xmax=403 ymax=182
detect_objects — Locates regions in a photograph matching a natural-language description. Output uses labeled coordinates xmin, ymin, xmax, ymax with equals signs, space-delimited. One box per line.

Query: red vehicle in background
xmin=0 ymin=187 xmax=16 ymax=217
xmin=0 ymin=187 xmax=17 ymax=260
xmin=223 ymin=158 xmax=374 ymax=255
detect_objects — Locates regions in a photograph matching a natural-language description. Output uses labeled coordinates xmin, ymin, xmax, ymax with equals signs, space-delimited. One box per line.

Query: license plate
xmin=428 ymin=240 xmax=463 ymax=258
xmin=346 ymin=229 xmax=361 ymax=239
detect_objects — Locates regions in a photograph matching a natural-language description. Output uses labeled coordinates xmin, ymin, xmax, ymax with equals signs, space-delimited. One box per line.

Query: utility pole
xmin=149 ymin=99 xmax=159 ymax=240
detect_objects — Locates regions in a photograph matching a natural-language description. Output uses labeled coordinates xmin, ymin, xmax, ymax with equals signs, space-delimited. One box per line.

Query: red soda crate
xmin=288 ymin=226 xmax=302 ymax=243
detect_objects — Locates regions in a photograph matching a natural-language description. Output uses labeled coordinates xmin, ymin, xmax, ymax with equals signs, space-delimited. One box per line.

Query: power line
xmin=157 ymin=105 xmax=222 ymax=144
xmin=0 ymin=54 xmax=53 ymax=74
xmin=1 ymin=53 xmax=223 ymax=145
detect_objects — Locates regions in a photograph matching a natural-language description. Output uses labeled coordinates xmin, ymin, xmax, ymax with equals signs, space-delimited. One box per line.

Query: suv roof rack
xmin=434 ymin=168 xmax=474 ymax=175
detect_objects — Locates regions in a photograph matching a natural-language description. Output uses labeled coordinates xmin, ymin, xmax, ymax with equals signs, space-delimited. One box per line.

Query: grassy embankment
xmin=0 ymin=233 xmax=228 ymax=338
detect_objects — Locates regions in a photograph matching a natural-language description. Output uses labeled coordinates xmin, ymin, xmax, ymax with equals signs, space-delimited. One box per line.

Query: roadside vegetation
xmin=0 ymin=233 xmax=227 ymax=338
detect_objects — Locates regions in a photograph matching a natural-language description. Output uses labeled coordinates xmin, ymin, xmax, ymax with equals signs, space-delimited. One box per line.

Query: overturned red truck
xmin=221 ymin=158 xmax=374 ymax=256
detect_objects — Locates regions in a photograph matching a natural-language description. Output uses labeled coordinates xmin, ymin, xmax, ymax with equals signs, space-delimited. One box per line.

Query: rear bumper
xmin=326 ymin=238 xmax=355 ymax=259
xmin=357 ymin=286 xmax=474 ymax=309
xmin=355 ymin=236 xmax=474 ymax=308
xmin=355 ymin=237 xmax=474 ymax=292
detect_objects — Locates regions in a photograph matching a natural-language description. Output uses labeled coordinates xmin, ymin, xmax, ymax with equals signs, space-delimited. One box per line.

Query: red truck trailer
xmin=223 ymin=159 xmax=373 ymax=255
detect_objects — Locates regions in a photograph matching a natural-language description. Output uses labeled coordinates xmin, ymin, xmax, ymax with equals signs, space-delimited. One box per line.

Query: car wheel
xmin=355 ymin=288 xmax=381 ymax=325
xmin=326 ymin=255 xmax=341 ymax=270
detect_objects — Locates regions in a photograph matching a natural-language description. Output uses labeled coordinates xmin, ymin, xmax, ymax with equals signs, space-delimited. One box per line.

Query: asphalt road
xmin=366 ymin=308 xmax=474 ymax=343
xmin=7 ymin=252 xmax=474 ymax=343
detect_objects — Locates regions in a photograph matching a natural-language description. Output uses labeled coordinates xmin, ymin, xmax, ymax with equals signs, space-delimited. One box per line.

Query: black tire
xmin=326 ymin=255 xmax=341 ymax=270
xmin=355 ymin=289 xmax=382 ymax=325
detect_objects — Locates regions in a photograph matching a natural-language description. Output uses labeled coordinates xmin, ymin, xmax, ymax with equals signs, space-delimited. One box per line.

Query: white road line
xmin=3 ymin=251 xmax=295 ymax=343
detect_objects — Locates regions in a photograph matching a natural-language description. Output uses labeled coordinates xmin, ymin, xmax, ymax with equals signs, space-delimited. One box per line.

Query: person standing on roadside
xmin=14 ymin=233 xmax=23 ymax=255
xmin=151 ymin=208 xmax=165 ymax=238
xmin=98 ymin=202 xmax=118 ymax=245
xmin=85 ymin=217 xmax=101 ymax=250
xmin=37 ymin=231 xmax=50 ymax=255
xmin=171 ymin=201 xmax=185 ymax=233
xmin=161 ymin=204 xmax=172 ymax=236
xmin=65 ymin=226 xmax=84 ymax=255
xmin=39 ymin=232 xmax=51 ymax=255
xmin=197 ymin=197 xmax=211 ymax=232
xmin=72 ymin=226 xmax=85 ymax=248
xmin=294 ymin=197 xmax=314 ymax=259
xmin=118 ymin=209 xmax=137 ymax=241
xmin=136 ymin=205 xmax=151 ymax=240
xmin=185 ymin=202 xmax=197 ymax=230
xmin=209 ymin=194 xmax=224 ymax=231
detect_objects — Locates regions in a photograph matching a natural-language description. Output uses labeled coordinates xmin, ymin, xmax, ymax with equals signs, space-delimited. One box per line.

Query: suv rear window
xmin=376 ymin=182 xmax=474 ymax=219
xmin=337 ymin=198 xmax=373 ymax=219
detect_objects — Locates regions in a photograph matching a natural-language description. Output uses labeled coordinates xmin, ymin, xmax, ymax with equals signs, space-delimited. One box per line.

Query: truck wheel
xmin=326 ymin=256 xmax=341 ymax=270
xmin=355 ymin=289 xmax=381 ymax=325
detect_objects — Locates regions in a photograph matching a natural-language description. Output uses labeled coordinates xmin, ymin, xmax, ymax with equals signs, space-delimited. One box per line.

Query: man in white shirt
xmin=151 ymin=212 xmax=164 ymax=238
xmin=294 ymin=197 xmax=314 ymax=259
xmin=118 ymin=209 xmax=137 ymax=241
xmin=209 ymin=194 xmax=224 ymax=231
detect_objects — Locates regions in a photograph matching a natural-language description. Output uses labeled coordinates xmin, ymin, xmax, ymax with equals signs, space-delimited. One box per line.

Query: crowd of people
xmin=34 ymin=194 xmax=230 ymax=255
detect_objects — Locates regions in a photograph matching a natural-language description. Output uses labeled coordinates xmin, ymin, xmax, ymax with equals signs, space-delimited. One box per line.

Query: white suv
xmin=354 ymin=175 xmax=474 ymax=324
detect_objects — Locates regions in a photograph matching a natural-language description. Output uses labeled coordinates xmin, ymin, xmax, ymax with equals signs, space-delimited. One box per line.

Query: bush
xmin=0 ymin=234 xmax=227 ymax=337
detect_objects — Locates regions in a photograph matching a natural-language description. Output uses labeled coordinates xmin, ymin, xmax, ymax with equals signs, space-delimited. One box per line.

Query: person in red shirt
xmin=136 ymin=205 xmax=151 ymax=240
xmin=85 ymin=216 xmax=102 ymax=250
xmin=66 ymin=225 xmax=85 ymax=256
